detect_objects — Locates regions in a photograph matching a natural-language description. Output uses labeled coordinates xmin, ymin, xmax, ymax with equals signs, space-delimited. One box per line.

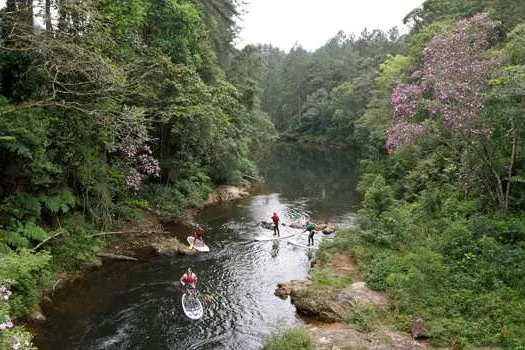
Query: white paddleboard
xmin=287 ymin=241 xmax=315 ymax=249
xmin=254 ymin=232 xmax=295 ymax=241
xmin=182 ymin=292 xmax=204 ymax=320
xmin=187 ymin=236 xmax=210 ymax=252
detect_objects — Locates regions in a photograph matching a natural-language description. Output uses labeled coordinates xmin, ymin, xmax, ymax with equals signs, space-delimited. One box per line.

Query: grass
xmin=264 ymin=328 xmax=314 ymax=350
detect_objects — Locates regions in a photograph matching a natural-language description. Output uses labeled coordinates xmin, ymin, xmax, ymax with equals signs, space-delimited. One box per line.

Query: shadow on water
xmin=35 ymin=144 xmax=360 ymax=350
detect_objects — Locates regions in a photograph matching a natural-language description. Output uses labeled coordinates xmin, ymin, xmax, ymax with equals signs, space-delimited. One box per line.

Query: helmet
xmin=187 ymin=267 xmax=192 ymax=275
xmin=195 ymin=224 xmax=200 ymax=228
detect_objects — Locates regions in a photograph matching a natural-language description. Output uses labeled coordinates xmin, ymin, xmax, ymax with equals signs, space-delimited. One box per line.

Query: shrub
xmin=264 ymin=328 xmax=313 ymax=350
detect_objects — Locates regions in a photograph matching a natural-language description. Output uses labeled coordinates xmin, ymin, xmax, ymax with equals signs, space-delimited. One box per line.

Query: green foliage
xmin=49 ymin=226 xmax=103 ymax=272
xmin=144 ymin=163 xmax=212 ymax=219
xmin=343 ymin=304 xmax=389 ymax=333
xmin=0 ymin=325 xmax=34 ymax=350
xmin=264 ymin=328 xmax=313 ymax=350
xmin=0 ymin=249 xmax=51 ymax=319
xmin=38 ymin=189 xmax=76 ymax=216
xmin=307 ymin=268 xmax=352 ymax=297
xmin=258 ymin=27 xmax=408 ymax=146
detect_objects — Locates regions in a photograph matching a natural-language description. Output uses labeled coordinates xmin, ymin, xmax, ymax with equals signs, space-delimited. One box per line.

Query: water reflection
xmin=271 ymin=240 xmax=280 ymax=258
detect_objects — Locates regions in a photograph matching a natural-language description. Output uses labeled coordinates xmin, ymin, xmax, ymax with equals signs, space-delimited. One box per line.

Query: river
xmin=34 ymin=144 xmax=360 ymax=350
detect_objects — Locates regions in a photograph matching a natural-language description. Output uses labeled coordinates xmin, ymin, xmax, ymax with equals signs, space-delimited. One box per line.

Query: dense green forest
xmin=260 ymin=0 xmax=525 ymax=348
xmin=2 ymin=0 xmax=525 ymax=348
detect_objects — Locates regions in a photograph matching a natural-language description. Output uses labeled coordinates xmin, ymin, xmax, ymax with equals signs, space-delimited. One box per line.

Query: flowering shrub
xmin=118 ymin=139 xmax=161 ymax=191
xmin=0 ymin=286 xmax=34 ymax=350
xmin=392 ymin=83 xmax=424 ymax=119
xmin=387 ymin=13 xmax=501 ymax=153
xmin=386 ymin=123 xmax=426 ymax=155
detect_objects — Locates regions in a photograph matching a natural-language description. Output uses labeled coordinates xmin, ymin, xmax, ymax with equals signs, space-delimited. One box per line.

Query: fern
xmin=38 ymin=189 xmax=76 ymax=214
xmin=510 ymin=175 xmax=525 ymax=184
xmin=0 ymin=135 xmax=16 ymax=142
xmin=2 ymin=141 xmax=33 ymax=158
xmin=16 ymin=222 xmax=48 ymax=242
xmin=1 ymin=230 xmax=30 ymax=249
xmin=0 ymin=221 xmax=49 ymax=251
xmin=0 ymin=241 xmax=12 ymax=255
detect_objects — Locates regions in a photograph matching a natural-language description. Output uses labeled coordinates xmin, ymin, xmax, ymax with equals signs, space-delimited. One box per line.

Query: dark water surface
xmin=35 ymin=144 xmax=360 ymax=350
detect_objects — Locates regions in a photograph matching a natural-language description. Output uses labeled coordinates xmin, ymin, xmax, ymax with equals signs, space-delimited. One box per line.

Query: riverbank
xmin=48 ymin=184 xmax=252 ymax=287
xmin=274 ymin=230 xmax=434 ymax=349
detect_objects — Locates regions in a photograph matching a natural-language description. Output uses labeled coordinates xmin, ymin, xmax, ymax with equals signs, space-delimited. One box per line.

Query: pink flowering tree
xmin=386 ymin=13 xmax=501 ymax=154
xmin=118 ymin=139 xmax=161 ymax=192
xmin=386 ymin=13 xmax=525 ymax=214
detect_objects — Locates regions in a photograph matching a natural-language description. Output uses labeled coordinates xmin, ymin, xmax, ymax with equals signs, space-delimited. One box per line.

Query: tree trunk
xmin=24 ymin=0 xmax=34 ymax=27
xmin=45 ymin=0 xmax=52 ymax=32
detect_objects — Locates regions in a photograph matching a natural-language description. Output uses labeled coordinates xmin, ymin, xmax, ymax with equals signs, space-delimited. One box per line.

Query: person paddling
xmin=302 ymin=221 xmax=316 ymax=246
xmin=193 ymin=224 xmax=204 ymax=244
xmin=180 ymin=268 xmax=198 ymax=290
xmin=271 ymin=211 xmax=280 ymax=237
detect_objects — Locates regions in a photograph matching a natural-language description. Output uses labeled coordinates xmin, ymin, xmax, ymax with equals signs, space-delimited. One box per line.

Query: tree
xmin=386 ymin=13 xmax=525 ymax=213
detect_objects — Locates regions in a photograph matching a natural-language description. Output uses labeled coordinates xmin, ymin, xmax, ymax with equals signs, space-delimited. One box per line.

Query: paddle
xmin=189 ymin=236 xmax=194 ymax=250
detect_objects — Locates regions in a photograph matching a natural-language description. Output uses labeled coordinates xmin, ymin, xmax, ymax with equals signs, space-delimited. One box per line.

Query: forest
xmin=1 ymin=0 xmax=525 ymax=348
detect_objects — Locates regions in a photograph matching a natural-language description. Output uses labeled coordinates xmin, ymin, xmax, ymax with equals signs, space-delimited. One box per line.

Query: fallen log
xmin=90 ymin=230 xmax=163 ymax=237
xmin=96 ymin=253 xmax=138 ymax=261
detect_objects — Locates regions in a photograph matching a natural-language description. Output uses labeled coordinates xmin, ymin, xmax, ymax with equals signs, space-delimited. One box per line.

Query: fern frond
xmin=0 ymin=242 xmax=12 ymax=255
xmin=16 ymin=222 xmax=48 ymax=242
xmin=0 ymin=136 xmax=16 ymax=142
xmin=38 ymin=189 xmax=76 ymax=214
xmin=510 ymin=175 xmax=525 ymax=184
xmin=2 ymin=230 xmax=30 ymax=248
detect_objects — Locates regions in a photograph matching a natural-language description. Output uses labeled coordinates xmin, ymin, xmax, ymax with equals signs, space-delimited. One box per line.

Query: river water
xmin=35 ymin=144 xmax=360 ymax=350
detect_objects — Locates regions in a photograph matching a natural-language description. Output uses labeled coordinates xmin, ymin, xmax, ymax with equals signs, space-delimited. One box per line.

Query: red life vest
xmin=272 ymin=214 xmax=279 ymax=223
xmin=186 ymin=273 xmax=196 ymax=284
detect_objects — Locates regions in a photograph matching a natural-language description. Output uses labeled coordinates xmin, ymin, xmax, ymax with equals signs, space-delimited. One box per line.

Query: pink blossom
xmin=117 ymin=140 xmax=161 ymax=191
xmin=125 ymin=168 xmax=143 ymax=192
xmin=386 ymin=123 xmax=426 ymax=154
xmin=387 ymin=13 xmax=501 ymax=153
xmin=0 ymin=286 xmax=12 ymax=300
xmin=0 ymin=316 xmax=13 ymax=330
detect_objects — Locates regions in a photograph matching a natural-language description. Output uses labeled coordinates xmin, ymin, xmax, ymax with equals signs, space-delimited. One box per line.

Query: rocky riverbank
xmin=274 ymin=250 xmax=435 ymax=349
xmin=103 ymin=185 xmax=251 ymax=256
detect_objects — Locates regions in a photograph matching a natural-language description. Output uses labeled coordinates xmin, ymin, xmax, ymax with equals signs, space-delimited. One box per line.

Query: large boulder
xmin=288 ymin=221 xmax=306 ymax=229
xmin=287 ymin=281 xmax=391 ymax=323
xmin=309 ymin=325 xmax=428 ymax=350
xmin=411 ymin=316 xmax=430 ymax=339
xmin=203 ymin=186 xmax=249 ymax=206
xmin=292 ymin=291 xmax=346 ymax=322
xmin=322 ymin=224 xmax=336 ymax=235
xmin=151 ymin=237 xmax=196 ymax=256
xmin=274 ymin=279 xmax=311 ymax=299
